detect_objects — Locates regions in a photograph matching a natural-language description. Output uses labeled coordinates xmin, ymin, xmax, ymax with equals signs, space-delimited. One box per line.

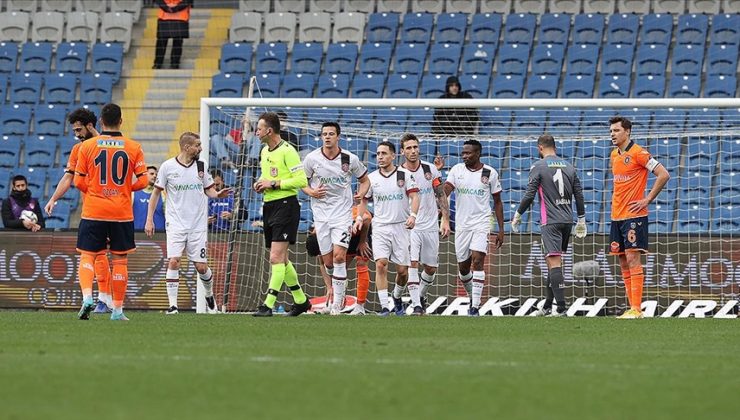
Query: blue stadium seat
xmin=511 ymin=111 xmax=547 ymax=137
xmin=218 ymin=42 xmax=253 ymax=74
xmin=601 ymin=44 xmax=634 ymax=76
xmin=91 ymin=42 xmax=124 ymax=83
xmin=685 ymin=137 xmax=719 ymax=174
xmin=375 ymin=108 xmax=408 ymax=132
xmin=0 ymin=74 xmax=7 ymax=104
xmin=580 ymin=109 xmax=615 ymax=134
xmin=435 ymin=13 xmax=467 ymax=44
xmin=325 ymin=43 xmax=358 ymax=74
xmin=526 ymin=74 xmax=559 ymax=98
xmin=401 ymin=13 xmax=434 ymax=45
xmin=538 ymin=13 xmax=571 ymax=45
xmin=640 ymin=13 xmax=673 ymax=46
xmin=317 ymin=73 xmax=350 ymax=97
xmin=280 ymin=73 xmax=316 ymax=98
xmin=58 ymin=136 xmax=77 ymax=166
xmin=676 ymin=204 xmax=710 ymax=233
xmin=470 ymin=13 xmax=502 ymax=45
xmin=341 ymin=108 xmax=374 ymax=131
xmin=566 ymin=44 xmax=599 ymax=75
xmin=351 ymin=73 xmax=385 ymax=98
xmin=387 ymin=73 xmax=419 ymax=98
xmin=649 ymin=138 xmax=681 ymax=169
xmin=579 ymin=170 xmax=606 ymax=191
xmin=492 ymin=74 xmax=524 ymax=98
xmin=359 ymin=42 xmax=392 ymax=75
xmin=598 ymin=75 xmax=630 ymax=98
xmin=254 ymin=73 xmax=280 ymax=97
xmin=1 ymin=104 xmax=31 ymax=135
xmin=0 ymin=135 xmax=21 ymax=167
xmin=0 ymin=42 xmax=19 ymax=73
xmin=635 ymin=44 xmax=668 ymax=76
xmin=504 ymin=13 xmax=536 ymax=45
xmin=344 ymin=137 xmax=367 ymax=158
xmin=562 ymin=73 xmax=595 ymax=98
xmin=651 ymin=110 xmax=687 ymax=133
xmin=606 ymin=13 xmax=639 ymax=46
xmin=496 ymin=43 xmax=531 ymax=76
xmin=710 ymin=13 xmax=739 ymax=46
xmin=713 ymin=206 xmax=740 ymax=232
xmin=671 ymin=44 xmax=704 ymax=77
xmin=34 ymin=104 xmax=66 ymax=137
xmin=43 ymin=73 xmax=76 ymax=105
xmin=651 ymin=203 xmax=674 ymax=233
xmin=420 ymin=73 xmax=446 ymax=98
xmin=19 ymin=42 xmax=53 ymax=73
xmin=407 ymin=108 xmax=433 ymax=133
xmin=211 ymin=73 xmax=244 ymax=97
xmin=439 ymin=141 xmax=464 ymax=161
xmin=393 ymin=43 xmax=426 ymax=75
xmin=366 ymin=12 xmax=400 ymax=44
xmin=715 ymin=172 xmax=740 ymax=206
xmin=704 ymin=75 xmax=737 ymax=98
xmin=572 ymin=13 xmax=605 ymax=45
xmin=616 ymin=108 xmax=652 ymax=132
xmin=23 ymin=136 xmax=57 ymax=167
xmin=706 ymin=44 xmax=738 ymax=76
xmin=668 ymin=75 xmax=700 ymax=98
xmin=677 ymin=14 xmax=708 ymax=46
xmin=55 ymin=42 xmax=88 ymax=74
xmin=290 ymin=42 xmax=322 ymax=75
xmin=10 ymin=72 xmax=43 ymax=104
xmin=548 ymin=109 xmax=583 ymax=136
xmin=632 ymin=75 xmax=665 ymax=98
xmin=255 ymin=42 xmax=288 ymax=76
xmin=462 ymin=43 xmax=496 ymax=77
xmin=428 ymin=43 xmax=462 ymax=75
xmin=686 ymin=108 xmax=721 ymax=131
xmin=418 ymin=140 xmax=437 ymax=157
xmin=479 ymin=108 xmax=512 ymax=135
xmin=45 ymin=201 xmax=71 ymax=229
xmin=531 ymin=44 xmax=565 ymax=76
xmin=459 ymin=73 xmax=490 ymax=98
xmin=681 ymin=172 xmax=712 ymax=205
xmin=0 ymin=175 xmax=8 ymax=198
xmin=80 ymin=73 xmax=113 ymax=105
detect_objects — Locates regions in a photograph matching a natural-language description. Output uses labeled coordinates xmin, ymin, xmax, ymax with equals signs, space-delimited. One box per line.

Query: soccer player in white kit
xmin=397 ymin=134 xmax=450 ymax=312
xmin=443 ymin=140 xmax=505 ymax=316
xmin=302 ymin=122 xmax=370 ymax=315
xmin=358 ymin=141 xmax=421 ymax=315
xmin=145 ymin=132 xmax=231 ymax=314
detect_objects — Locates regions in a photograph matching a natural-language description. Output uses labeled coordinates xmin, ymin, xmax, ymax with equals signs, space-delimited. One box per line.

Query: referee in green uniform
xmin=252 ymin=112 xmax=311 ymax=317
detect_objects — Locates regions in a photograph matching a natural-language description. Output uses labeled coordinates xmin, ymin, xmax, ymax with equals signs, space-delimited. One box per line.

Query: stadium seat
xmin=317 ymin=73 xmax=350 ymax=97
xmin=366 ymin=12 xmax=399 ymax=44
xmin=470 ymin=13 xmax=502 ymax=45
xmin=298 ymin=12 xmax=331 ymax=45
xmin=79 ymin=73 xmax=113 ymax=105
xmin=461 ymin=43 xmax=496 ymax=76
xmin=651 ymin=202 xmax=674 ymax=233
xmin=393 ymin=43 xmax=427 ymax=75
xmin=280 ymin=73 xmax=316 ymax=97
xmin=255 ymin=42 xmax=288 ymax=76
xmin=685 ymin=137 xmax=719 ymax=174
xmin=704 ymin=75 xmax=737 ymax=97
xmin=496 ymin=43 xmax=531 ymax=76
xmin=565 ymin=44 xmax=598 ymax=75
xmin=20 ymin=42 xmax=53 ymax=73
xmin=711 ymin=13 xmax=740 ymax=46
xmin=211 ymin=73 xmax=244 ymax=97
xmin=309 ymin=0 xmax=341 ymax=12
xmin=601 ymin=44 xmax=634 ymax=76
xmin=344 ymin=0 xmax=374 ymax=12
xmin=377 ymin=0 xmax=409 ymax=12
xmin=10 ymin=72 xmax=42 ymax=104
xmin=91 ymin=42 xmax=123 ymax=83
xmin=428 ymin=43 xmax=462 ymax=75
xmin=632 ymin=75 xmax=665 ymax=98
xmin=606 ymin=13 xmax=638 ymax=47
xmin=526 ymin=74 xmax=559 ymax=98
xmin=479 ymin=0 xmax=512 ymax=13
xmin=274 ymin=0 xmax=306 ymax=12
xmin=686 ymin=108 xmax=721 ymax=131
xmin=332 ymin=12 xmax=365 ymax=44
xmin=706 ymin=44 xmax=738 ymax=76
xmin=598 ymin=75 xmax=630 ymax=98
xmin=640 ymin=13 xmax=673 ymax=46
xmin=688 ymin=0 xmax=720 ymax=13
xmin=668 ymin=75 xmax=700 ymax=98
xmin=6 ymin=0 xmax=38 ymax=12
xmin=0 ymin=11 xmax=30 ymax=43
xmin=407 ymin=107 xmax=434 ymax=133
xmin=579 ymin=109 xmax=615 ymax=134
xmin=42 ymin=74 xmax=76 ymax=105
xmin=478 ymin=108 xmax=512 ymax=135
xmin=513 ymin=0 xmax=546 ymax=13
xmin=351 ymin=73 xmax=385 ymax=98
xmin=414 ymin=0 xmax=444 ymax=13
xmin=66 ymin=11 xmax=99 ymax=43
xmin=491 ymin=74 xmax=524 ymax=98
xmin=375 ymin=108 xmax=408 ymax=132
xmin=264 ymin=12 xmax=297 ymax=48
xmin=677 ymin=14 xmax=708 ymax=46
xmin=325 ymin=42 xmax=358 ymax=74
xmin=617 ymin=0 xmax=649 ymax=13
xmin=677 ymin=204 xmax=710 ymax=232
xmin=290 ymin=42 xmax=322 ymax=75
xmin=0 ymin=74 xmax=7 ymax=103
xmin=419 ymin=73 xmax=446 ymax=98
xmin=219 ymin=42 xmax=252 ymax=75
xmin=713 ymin=206 xmax=740 ymax=232
xmin=652 ymin=0 xmax=686 ymax=13
xmin=549 ymin=109 xmax=583 ymax=136
xmin=229 ymin=12 xmax=261 ymax=44
xmin=572 ymin=13 xmax=605 ymax=45
xmin=0 ymin=42 xmax=19 ymax=74
xmin=671 ymin=44 xmax=704 ymax=77
xmin=100 ymin=12 xmax=133 ymax=52
xmin=359 ymin=42 xmax=392 ymax=75
xmin=715 ymin=172 xmax=740 ymax=206
xmin=45 ymin=201 xmax=71 ymax=229
xmin=1 ymin=104 xmax=32 ymax=135
xmin=57 ymin=135 xmax=76 ymax=165
xmin=238 ymin=0 xmax=269 ymax=12
xmin=55 ymin=42 xmax=88 ymax=74
xmin=0 ymin=135 xmax=22 ymax=168
xmin=110 ymin=0 xmax=142 ymax=22
xmin=401 ymin=13 xmax=434 ymax=45
xmin=635 ymin=44 xmax=668 ymax=76
xmin=503 ymin=13 xmax=536 ymax=45
xmin=511 ymin=112 xmax=547 ymax=138
xmin=386 ymin=73 xmax=419 ymax=98
xmin=538 ymin=13 xmax=571 ymax=46
xmin=23 ymin=135 xmax=57 ymax=167
xmin=445 ymin=0 xmax=476 ymax=13
xmin=583 ymin=0 xmax=615 ymax=13
xmin=254 ymin=73 xmax=280 ymax=97
xmin=435 ymin=13 xmax=467 ymax=44
xmin=460 ymin=73 xmax=490 ymax=98
xmin=341 ymin=108 xmax=374 ymax=131
xmin=531 ymin=44 xmax=565 ymax=76
xmin=31 ymin=11 xmax=64 ymax=44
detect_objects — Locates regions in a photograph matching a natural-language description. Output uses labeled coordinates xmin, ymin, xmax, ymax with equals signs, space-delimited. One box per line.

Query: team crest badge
xmin=424 ymin=172 xmax=432 ymax=180
xmin=481 ymin=176 xmax=489 ymax=185
xmin=397 ymin=179 xmax=405 ymax=188
xmin=198 ymin=170 xmax=204 ymax=179
xmin=610 ymin=241 xmax=621 ymax=253
xmin=624 ymin=156 xmax=631 ymax=164
xmin=341 ymin=162 xmax=349 ymax=172
xmin=270 ymin=167 xmax=278 ymax=177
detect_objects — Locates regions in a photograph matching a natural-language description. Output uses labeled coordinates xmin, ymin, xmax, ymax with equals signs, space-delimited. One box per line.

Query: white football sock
xmin=377 ymin=289 xmax=390 ymax=310
xmin=420 ymin=271 xmax=435 ymax=298
xmin=331 ymin=262 xmax=347 ymax=310
xmin=407 ymin=267 xmax=421 ymax=308
xmin=166 ymin=269 xmax=179 ymax=308
xmin=459 ymin=271 xmax=473 ymax=296
xmin=471 ymin=270 xmax=485 ymax=308
xmin=98 ymin=292 xmax=111 ymax=306
xmin=392 ymin=283 xmax=404 ymax=299
xmin=199 ymin=267 xmax=214 ymax=297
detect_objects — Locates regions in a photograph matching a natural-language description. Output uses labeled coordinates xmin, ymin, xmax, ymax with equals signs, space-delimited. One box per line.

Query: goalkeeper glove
xmin=575 ymin=216 xmax=587 ymax=238
xmin=510 ymin=212 xmax=522 ymax=233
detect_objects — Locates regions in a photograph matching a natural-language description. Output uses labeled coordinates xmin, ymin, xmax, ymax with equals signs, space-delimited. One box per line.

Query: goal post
xmin=198 ymin=96 xmax=740 ymax=317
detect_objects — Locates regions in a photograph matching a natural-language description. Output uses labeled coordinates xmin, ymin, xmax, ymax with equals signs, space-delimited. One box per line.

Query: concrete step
xmin=137 ymin=110 xmax=180 ymax=122
xmin=146 ymin=91 xmax=186 ymax=101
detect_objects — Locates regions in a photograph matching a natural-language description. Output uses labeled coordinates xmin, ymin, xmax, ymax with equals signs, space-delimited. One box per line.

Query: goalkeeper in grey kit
xmin=511 ymin=135 xmax=587 ymax=316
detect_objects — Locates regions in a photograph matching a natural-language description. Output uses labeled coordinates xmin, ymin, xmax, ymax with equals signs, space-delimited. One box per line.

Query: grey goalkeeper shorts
xmin=540 ymin=223 xmax=573 ymax=257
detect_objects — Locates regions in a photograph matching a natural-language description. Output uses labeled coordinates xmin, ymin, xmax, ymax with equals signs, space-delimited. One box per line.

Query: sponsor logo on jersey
xmin=376 ymin=193 xmax=405 ymax=202
xmin=614 ymin=174 xmax=631 ymax=182
xmin=318 ymin=176 xmax=347 ymax=185
xmin=97 ymin=139 xmax=124 ymax=148
xmin=458 ymin=187 xmax=487 ymax=197
xmin=173 ymin=183 xmax=203 ymax=191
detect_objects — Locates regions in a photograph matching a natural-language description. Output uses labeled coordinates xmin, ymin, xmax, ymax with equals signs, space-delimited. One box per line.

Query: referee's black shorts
xmin=262 ymin=196 xmax=300 ymax=248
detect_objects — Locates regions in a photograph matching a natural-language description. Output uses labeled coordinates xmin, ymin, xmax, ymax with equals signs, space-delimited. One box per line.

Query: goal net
xmin=199 ymin=96 xmax=740 ymax=317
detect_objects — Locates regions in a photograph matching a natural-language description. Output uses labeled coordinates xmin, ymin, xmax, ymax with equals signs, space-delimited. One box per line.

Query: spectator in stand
xmin=133 ymin=166 xmax=166 ymax=232
xmin=153 ymin=0 xmax=193 ymax=69
xmin=432 ymin=76 xmax=480 ymax=136
xmin=207 ymin=169 xmax=235 ymax=233
xmin=2 ymin=175 xmax=45 ymax=231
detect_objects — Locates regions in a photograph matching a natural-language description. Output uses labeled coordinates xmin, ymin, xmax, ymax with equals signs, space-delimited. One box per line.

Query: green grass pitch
xmin=1 ymin=311 xmax=739 ymax=420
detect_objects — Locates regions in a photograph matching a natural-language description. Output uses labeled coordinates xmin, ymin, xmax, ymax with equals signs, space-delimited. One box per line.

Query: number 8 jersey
xmin=155 ymin=157 xmax=215 ymax=233
xmin=75 ymin=131 xmax=147 ymax=222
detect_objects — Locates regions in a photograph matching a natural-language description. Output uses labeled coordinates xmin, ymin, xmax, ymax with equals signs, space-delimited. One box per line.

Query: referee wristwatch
xmin=270 ymin=180 xmax=277 ymax=189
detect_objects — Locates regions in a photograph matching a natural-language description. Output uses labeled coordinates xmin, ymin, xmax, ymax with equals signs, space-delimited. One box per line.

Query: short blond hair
xmin=179 ymin=131 xmax=199 ymax=149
